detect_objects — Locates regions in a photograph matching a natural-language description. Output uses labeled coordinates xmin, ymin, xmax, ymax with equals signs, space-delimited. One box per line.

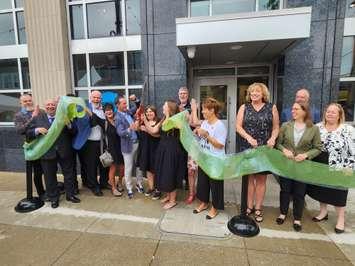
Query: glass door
xmin=194 ymin=77 xmax=237 ymax=153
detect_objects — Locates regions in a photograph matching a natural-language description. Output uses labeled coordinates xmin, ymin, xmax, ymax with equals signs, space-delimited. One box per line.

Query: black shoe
xmin=100 ymin=183 xmax=112 ymax=190
xmin=293 ymin=223 xmax=302 ymax=232
xmin=39 ymin=193 xmax=50 ymax=202
xmin=92 ymin=188 xmax=103 ymax=197
xmin=74 ymin=188 xmax=80 ymax=195
xmin=151 ymin=190 xmax=161 ymax=200
xmin=51 ymin=200 xmax=59 ymax=208
xmin=66 ymin=195 xmax=81 ymax=203
xmin=312 ymin=214 xmax=328 ymax=222
xmin=83 ymin=182 xmax=94 ymax=189
xmin=334 ymin=227 xmax=344 ymax=234
xmin=276 ymin=217 xmax=286 ymax=225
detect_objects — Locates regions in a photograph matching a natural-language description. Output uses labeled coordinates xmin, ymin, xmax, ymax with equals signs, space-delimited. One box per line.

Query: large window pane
xmin=87 ymin=1 xmax=122 ymax=38
xmin=16 ymin=11 xmax=26 ymax=44
xmin=73 ymin=54 xmax=87 ymax=87
xmin=340 ymin=36 xmax=355 ymax=78
xmin=0 ymin=0 xmax=12 ymax=10
xmin=15 ymin=0 xmax=24 ymax=8
xmin=0 ymin=93 xmax=21 ymax=122
xmin=0 ymin=59 xmax=20 ymax=90
xmin=75 ymin=90 xmax=89 ymax=105
xmin=191 ymin=0 xmax=210 ymax=17
xmin=258 ymin=0 xmax=279 ymax=10
xmin=21 ymin=58 xmax=30 ymax=89
xmin=126 ymin=0 xmax=140 ymax=35
xmin=0 ymin=13 xmax=15 ymax=45
xmin=212 ymin=0 xmax=255 ymax=15
xmin=70 ymin=5 xmax=84 ymax=39
xmin=128 ymin=51 xmax=143 ymax=85
xmin=338 ymin=81 xmax=355 ymax=121
xmin=90 ymin=52 xmax=124 ymax=86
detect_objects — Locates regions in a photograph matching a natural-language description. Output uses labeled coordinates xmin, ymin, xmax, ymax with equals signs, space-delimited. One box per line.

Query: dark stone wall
xmin=141 ymin=0 xmax=188 ymax=109
xmin=0 ymin=127 xmax=25 ymax=171
xmin=282 ymin=0 xmax=347 ymax=113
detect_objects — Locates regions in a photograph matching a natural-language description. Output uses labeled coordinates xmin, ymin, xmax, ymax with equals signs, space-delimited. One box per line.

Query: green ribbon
xmin=23 ymin=96 xmax=86 ymax=161
xmin=162 ymin=111 xmax=355 ymax=189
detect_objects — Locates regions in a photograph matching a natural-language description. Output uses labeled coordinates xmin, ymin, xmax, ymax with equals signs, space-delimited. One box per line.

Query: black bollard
xmin=227 ymin=175 xmax=260 ymax=237
xmin=14 ymin=161 xmax=44 ymax=213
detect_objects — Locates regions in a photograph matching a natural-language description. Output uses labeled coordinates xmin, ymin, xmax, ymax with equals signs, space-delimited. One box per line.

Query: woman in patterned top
xmin=308 ymin=103 xmax=355 ymax=234
xmin=236 ymin=83 xmax=280 ymax=222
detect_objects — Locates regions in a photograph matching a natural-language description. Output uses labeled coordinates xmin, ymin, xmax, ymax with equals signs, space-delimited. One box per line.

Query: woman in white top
xmin=308 ymin=103 xmax=355 ymax=234
xmin=190 ymin=97 xmax=227 ymax=219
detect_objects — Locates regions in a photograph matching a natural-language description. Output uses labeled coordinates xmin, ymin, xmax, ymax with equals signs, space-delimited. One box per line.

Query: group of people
xmin=14 ymin=84 xmax=354 ymax=234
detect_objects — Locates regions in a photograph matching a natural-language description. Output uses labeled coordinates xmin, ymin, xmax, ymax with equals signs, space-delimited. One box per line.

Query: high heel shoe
xmin=334 ymin=227 xmax=344 ymax=234
xmin=312 ymin=214 xmax=328 ymax=222
xmin=185 ymin=194 xmax=195 ymax=204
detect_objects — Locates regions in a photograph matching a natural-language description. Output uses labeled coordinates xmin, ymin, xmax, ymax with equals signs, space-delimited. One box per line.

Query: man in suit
xmin=115 ymin=94 xmax=144 ymax=198
xmin=27 ymin=98 xmax=79 ymax=208
xmin=14 ymin=94 xmax=46 ymax=200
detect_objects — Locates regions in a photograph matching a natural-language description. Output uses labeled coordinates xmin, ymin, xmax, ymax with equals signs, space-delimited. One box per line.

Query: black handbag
xmin=99 ymin=121 xmax=114 ymax=168
xmin=312 ymin=151 xmax=329 ymax=165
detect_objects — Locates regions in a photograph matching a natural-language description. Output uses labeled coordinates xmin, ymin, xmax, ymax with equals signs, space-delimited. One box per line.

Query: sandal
xmin=193 ymin=205 xmax=208 ymax=214
xmin=163 ymin=202 xmax=177 ymax=210
xmin=160 ymin=197 xmax=169 ymax=204
xmin=246 ymin=207 xmax=254 ymax=216
xmin=254 ymin=209 xmax=263 ymax=223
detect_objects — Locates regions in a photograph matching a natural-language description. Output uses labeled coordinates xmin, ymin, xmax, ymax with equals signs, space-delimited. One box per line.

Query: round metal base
xmin=228 ymin=215 xmax=260 ymax=237
xmin=14 ymin=197 xmax=44 ymax=213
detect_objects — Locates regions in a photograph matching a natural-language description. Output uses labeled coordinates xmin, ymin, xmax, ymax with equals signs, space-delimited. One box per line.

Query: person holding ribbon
xmin=276 ymin=102 xmax=321 ymax=231
xmin=307 ymin=103 xmax=355 ymax=234
xmin=236 ymin=83 xmax=279 ymax=223
xmin=191 ymin=97 xmax=227 ymax=219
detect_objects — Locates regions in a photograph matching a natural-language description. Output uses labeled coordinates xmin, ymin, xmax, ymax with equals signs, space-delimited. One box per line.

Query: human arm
xmin=189 ymin=98 xmax=201 ymax=127
xmin=266 ymin=105 xmax=280 ymax=148
xmin=276 ymin=123 xmax=294 ymax=159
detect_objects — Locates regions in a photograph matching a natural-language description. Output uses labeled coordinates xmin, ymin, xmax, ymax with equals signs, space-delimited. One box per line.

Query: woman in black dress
xmin=308 ymin=103 xmax=355 ymax=234
xmin=137 ymin=105 xmax=161 ymax=197
xmin=153 ymin=100 xmax=186 ymax=209
xmin=236 ymin=83 xmax=279 ymax=222
xmin=90 ymin=103 xmax=124 ymax=197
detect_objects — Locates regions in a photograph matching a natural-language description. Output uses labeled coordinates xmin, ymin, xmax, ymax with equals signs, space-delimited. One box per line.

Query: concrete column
xmin=24 ymin=0 xmax=72 ymax=106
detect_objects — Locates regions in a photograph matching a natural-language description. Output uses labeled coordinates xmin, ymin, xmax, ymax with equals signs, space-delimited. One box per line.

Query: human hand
xmin=195 ymin=128 xmax=209 ymax=138
xmin=266 ymin=137 xmax=276 ymax=148
xmin=37 ymin=127 xmax=48 ymax=135
xmin=129 ymin=94 xmax=136 ymax=101
xmin=140 ymin=125 xmax=146 ymax=132
xmin=84 ymin=107 xmax=92 ymax=116
xmin=294 ymin=153 xmax=307 ymax=162
xmin=282 ymin=148 xmax=294 ymax=159
xmin=247 ymin=136 xmax=258 ymax=147
xmin=32 ymin=105 xmax=40 ymax=118
xmin=191 ymin=98 xmax=197 ymax=112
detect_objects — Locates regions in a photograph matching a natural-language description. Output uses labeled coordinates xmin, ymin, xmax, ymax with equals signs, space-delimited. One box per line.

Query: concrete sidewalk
xmin=0 ymin=171 xmax=354 ymax=266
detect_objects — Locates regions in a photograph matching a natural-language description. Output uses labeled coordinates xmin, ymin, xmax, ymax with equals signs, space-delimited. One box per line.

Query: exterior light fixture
xmin=187 ymin=46 xmax=196 ymax=59
xmin=230 ymin=44 xmax=243 ymax=50
xmin=350 ymin=0 xmax=355 ymax=7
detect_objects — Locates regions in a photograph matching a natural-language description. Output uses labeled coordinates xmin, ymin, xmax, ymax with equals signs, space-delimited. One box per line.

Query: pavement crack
xmin=149 ymin=235 xmax=162 ymax=266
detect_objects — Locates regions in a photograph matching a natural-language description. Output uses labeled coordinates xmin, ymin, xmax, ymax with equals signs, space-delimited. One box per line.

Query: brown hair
xmin=322 ymin=103 xmax=345 ymax=126
xmin=294 ymin=102 xmax=313 ymax=127
xmin=246 ymin=83 xmax=270 ymax=103
xmin=202 ymin=97 xmax=222 ymax=115
xmin=144 ymin=105 xmax=159 ymax=122
xmin=165 ymin=100 xmax=179 ymax=116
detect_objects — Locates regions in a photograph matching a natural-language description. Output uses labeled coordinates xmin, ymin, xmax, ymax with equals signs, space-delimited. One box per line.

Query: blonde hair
xmin=322 ymin=103 xmax=345 ymax=126
xmin=246 ymin=83 xmax=270 ymax=103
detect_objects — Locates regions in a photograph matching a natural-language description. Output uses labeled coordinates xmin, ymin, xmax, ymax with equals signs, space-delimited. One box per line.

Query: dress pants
xmin=279 ymin=177 xmax=307 ymax=220
xmin=196 ymin=167 xmax=224 ymax=210
xmin=74 ymin=150 xmax=87 ymax=189
xmin=27 ymin=160 xmax=45 ymax=196
xmin=41 ymin=152 xmax=75 ymax=201
xmin=122 ymin=142 xmax=143 ymax=191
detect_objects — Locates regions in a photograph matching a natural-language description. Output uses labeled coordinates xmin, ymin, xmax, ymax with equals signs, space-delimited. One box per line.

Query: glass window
xmin=212 ymin=0 xmax=255 ymax=15
xmin=21 ymin=58 xmax=30 ymax=89
xmin=15 ymin=0 xmax=24 ymax=8
xmin=126 ymin=0 xmax=141 ymax=35
xmin=0 ymin=0 xmax=12 ymax=10
xmin=200 ymin=85 xmax=227 ymax=119
xmin=87 ymin=1 xmax=122 ymax=38
xmin=89 ymin=52 xmax=124 ymax=86
xmin=0 ymin=13 xmax=16 ymax=46
xmin=0 ymin=93 xmax=21 ymax=122
xmin=338 ymin=81 xmax=355 ymax=121
xmin=191 ymin=0 xmax=210 ymax=17
xmin=340 ymin=36 xmax=355 ymax=78
xmin=193 ymin=68 xmax=235 ymax=76
xmin=70 ymin=5 xmax=85 ymax=39
xmin=238 ymin=66 xmax=270 ymax=75
xmin=16 ymin=11 xmax=26 ymax=44
xmin=127 ymin=51 xmax=143 ymax=85
xmin=75 ymin=90 xmax=89 ymax=105
xmin=73 ymin=54 xmax=87 ymax=87
xmin=0 ymin=59 xmax=20 ymax=90
xmin=258 ymin=0 xmax=279 ymax=10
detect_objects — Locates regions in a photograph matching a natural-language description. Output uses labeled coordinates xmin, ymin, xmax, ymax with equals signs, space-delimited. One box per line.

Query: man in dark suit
xmin=27 ymin=98 xmax=79 ymax=208
xmin=14 ymin=94 xmax=46 ymax=200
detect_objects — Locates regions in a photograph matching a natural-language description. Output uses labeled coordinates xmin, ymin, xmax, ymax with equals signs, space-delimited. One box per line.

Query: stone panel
xmin=153 ymin=0 xmax=187 ymax=34
xmin=154 ymin=75 xmax=187 ymax=108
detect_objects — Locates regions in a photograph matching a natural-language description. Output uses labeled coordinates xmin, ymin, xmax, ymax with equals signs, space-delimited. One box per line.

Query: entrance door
xmin=194 ymin=77 xmax=237 ymax=153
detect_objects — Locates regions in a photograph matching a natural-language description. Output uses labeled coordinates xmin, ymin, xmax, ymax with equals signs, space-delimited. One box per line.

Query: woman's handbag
xmin=99 ymin=121 xmax=114 ymax=167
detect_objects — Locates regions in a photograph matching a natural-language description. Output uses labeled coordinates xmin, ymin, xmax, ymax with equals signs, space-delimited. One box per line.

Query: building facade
xmin=0 ymin=0 xmax=354 ymax=171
